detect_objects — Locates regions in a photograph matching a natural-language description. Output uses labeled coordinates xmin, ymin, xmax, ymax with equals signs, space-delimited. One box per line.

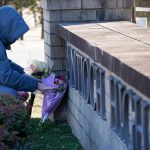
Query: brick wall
xmin=41 ymin=0 xmax=132 ymax=73
xmin=66 ymin=42 xmax=150 ymax=150
xmin=39 ymin=1 xmax=148 ymax=150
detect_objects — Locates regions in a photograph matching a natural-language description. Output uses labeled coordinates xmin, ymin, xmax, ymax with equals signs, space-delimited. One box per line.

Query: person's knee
xmin=0 ymin=85 xmax=17 ymax=96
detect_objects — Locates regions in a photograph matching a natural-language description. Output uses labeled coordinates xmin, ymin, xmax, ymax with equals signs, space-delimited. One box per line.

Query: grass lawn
xmin=24 ymin=93 xmax=83 ymax=150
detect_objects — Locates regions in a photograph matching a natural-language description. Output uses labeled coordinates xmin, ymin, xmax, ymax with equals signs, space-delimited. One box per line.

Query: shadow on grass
xmin=23 ymin=118 xmax=83 ymax=150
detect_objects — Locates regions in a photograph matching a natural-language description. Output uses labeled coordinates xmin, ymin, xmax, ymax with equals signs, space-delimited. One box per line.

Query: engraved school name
xmin=67 ymin=44 xmax=150 ymax=150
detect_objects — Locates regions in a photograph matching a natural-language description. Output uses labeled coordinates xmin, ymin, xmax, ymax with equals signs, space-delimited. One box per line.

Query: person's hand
xmin=31 ymin=76 xmax=42 ymax=83
xmin=37 ymin=83 xmax=52 ymax=91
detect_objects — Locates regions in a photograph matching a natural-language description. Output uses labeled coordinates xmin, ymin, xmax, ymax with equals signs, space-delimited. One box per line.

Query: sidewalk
xmin=7 ymin=25 xmax=45 ymax=68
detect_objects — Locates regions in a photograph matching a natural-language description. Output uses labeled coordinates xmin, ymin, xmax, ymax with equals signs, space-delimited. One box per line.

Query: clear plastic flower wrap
xmin=29 ymin=60 xmax=52 ymax=78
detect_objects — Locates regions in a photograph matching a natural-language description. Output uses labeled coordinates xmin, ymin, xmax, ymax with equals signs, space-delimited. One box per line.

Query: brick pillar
xmin=40 ymin=0 xmax=133 ymax=122
xmin=41 ymin=0 xmax=133 ymax=73
xmin=40 ymin=0 xmax=105 ymax=122
xmin=41 ymin=0 xmax=106 ymax=73
xmin=104 ymin=0 xmax=134 ymax=21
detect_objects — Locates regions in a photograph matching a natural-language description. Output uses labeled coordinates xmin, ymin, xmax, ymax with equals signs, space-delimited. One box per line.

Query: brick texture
xmin=82 ymin=0 xmax=103 ymax=9
xmin=42 ymin=0 xmax=81 ymax=10
xmin=41 ymin=0 xmax=134 ymax=149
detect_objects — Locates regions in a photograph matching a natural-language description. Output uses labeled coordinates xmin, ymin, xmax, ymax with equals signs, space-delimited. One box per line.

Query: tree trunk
xmin=0 ymin=0 xmax=8 ymax=6
xmin=19 ymin=0 xmax=24 ymax=40
xmin=41 ymin=9 xmax=44 ymax=39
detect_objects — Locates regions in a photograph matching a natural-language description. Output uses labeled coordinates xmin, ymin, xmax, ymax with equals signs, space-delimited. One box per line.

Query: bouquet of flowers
xmin=41 ymin=73 xmax=67 ymax=123
xmin=29 ymin=60 xmax=67 ymax=123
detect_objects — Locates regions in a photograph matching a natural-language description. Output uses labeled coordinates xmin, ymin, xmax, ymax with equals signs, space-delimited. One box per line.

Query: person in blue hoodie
xmin=0 ymin=6 xmax=50 ymax=96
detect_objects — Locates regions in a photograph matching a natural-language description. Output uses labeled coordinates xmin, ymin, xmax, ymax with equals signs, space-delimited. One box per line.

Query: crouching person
xmin=0 ymin=6 xmax=50 ymax=98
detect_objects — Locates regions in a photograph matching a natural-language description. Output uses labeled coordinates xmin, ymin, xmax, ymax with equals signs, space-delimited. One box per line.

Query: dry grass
xmin=31 ymin=92 xmax=43 ymax=118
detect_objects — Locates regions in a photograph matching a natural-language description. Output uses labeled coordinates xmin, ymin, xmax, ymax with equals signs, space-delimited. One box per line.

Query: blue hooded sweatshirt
xmin=0 ymin=6 xmax=38 ymax=92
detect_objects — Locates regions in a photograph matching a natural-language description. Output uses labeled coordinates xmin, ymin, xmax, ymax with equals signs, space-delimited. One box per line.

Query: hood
xmin=0 ymin=6 xmax=29 ymax=50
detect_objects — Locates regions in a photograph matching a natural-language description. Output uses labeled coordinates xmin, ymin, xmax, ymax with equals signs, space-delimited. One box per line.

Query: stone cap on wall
xmin=57 ymin=21 xmax=150 ymax=99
